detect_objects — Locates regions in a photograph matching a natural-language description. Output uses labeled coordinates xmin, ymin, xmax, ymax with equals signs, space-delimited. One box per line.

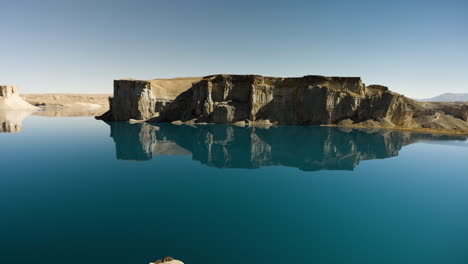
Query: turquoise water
xmin=1 ymin=115 xmax=468 ymax=264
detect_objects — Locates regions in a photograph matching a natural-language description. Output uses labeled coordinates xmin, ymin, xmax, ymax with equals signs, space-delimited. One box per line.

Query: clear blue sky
xmin=1 ymin=0 xmax=467 ymax=98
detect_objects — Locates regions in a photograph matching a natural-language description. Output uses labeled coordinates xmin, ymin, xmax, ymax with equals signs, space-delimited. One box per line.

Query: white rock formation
xmin=0 ymin=85 xmax=39 ymax=110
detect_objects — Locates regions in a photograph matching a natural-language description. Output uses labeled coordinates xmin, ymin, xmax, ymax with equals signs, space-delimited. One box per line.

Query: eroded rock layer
xmin=97 ymin=75 xmax=468 ymax=132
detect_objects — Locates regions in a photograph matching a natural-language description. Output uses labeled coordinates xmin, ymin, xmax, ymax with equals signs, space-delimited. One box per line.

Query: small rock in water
xmin=149 ymin=256 xmax=183 ymax=264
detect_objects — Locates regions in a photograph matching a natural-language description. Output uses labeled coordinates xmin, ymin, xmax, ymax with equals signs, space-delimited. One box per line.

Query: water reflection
xmin=0 ymin=108 xmax=108 ymax=133
xmin=106 ymin=122 xmax=467 ymax=171
xmin=32 ymin=107 xmax=108 ymax=117
xmin=0 ymin=110 xmax=34 ymax=133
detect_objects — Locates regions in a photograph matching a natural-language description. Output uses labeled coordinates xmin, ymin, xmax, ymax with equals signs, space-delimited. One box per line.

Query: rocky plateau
xmin=97 ymin=75 xmax=468 ymax=134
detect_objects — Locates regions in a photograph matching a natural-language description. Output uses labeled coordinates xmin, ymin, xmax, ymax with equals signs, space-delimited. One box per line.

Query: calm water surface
xmin=1 ymin=113 xmax=468 ymax=264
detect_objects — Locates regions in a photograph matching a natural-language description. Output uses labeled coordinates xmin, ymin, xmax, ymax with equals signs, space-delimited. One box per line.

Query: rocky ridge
xmin=97 ymin=75 xmax=468 ymax=134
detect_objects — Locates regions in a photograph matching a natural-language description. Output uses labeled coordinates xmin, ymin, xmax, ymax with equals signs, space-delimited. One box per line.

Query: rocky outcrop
xmin=426 ymin=102 xmax=468 ymax=121
xmin=105 ymin=122 xmax=466 ymax=171
xmin=150 ymin=259 xmax=184 ymax=264
xmin=0 ymin=85 xmax=37 ymax=133
xmin=97 ymin=75 xmax=468 ymax=133
xmin=0 ymin=85 xmax=18 ymax=97
xmin=99 ymin=78 xmax=201 ymax=121
xmin=0 ymin=85 xmax=38 ymax=110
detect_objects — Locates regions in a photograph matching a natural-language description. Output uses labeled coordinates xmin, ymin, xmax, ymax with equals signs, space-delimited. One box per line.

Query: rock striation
xmin=0 ymin=85 xmax=39 ymax=110
xmin=97 ymin=75 xmax=468 ymax=133
xmin=105 ymin=122 xmax=466 ymax=171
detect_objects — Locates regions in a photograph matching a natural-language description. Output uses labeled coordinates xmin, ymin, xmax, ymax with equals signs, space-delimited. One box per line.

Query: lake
xmin=1 ymin=112 xmax=468 ymax=264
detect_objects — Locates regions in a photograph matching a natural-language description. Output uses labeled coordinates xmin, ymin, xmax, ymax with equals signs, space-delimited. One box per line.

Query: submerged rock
xmin=97 ymin=75 xmax=468 ymax=133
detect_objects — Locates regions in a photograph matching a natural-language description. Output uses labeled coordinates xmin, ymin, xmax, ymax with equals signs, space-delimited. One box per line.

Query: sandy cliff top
xmin=150 ymin=77 xmax=203 ymax=100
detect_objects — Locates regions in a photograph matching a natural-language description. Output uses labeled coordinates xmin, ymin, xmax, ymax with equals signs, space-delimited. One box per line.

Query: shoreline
xmin=323 ymin=124 xmax=468 ymax=136
xmin=112 ymin=118 xmax=468 ymax=137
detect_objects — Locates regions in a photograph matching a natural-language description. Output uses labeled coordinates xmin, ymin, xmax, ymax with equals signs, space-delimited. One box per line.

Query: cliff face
xmin=105 ymin=123 xmax=466 ymax=171
xmin=97 ymin=75 xmax=468 ymax=132
xmin=0 ymin=85 xmax=19 ymax=97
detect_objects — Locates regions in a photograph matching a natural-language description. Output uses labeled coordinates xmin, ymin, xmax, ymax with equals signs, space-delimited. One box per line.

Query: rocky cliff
xmin=97 ymin=75 xmax=468 ymax=133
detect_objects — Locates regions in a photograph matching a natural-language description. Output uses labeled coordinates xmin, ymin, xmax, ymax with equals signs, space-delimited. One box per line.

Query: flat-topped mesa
xmin=97 ymin=74 xmax=468 ymax=133
xmin=100 ymin=75 xmax=366 ymax=123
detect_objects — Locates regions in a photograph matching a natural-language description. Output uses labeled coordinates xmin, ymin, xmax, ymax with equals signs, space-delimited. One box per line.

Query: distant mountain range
xmin=419 ymin=93 xmax=468 ymax=102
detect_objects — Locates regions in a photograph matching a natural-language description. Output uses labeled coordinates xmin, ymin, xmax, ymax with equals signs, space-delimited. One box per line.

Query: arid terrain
xmin=21 ymin=94 xmax=111 ymax=109
xmin=1 ymin=87 xmax=111 ymax=132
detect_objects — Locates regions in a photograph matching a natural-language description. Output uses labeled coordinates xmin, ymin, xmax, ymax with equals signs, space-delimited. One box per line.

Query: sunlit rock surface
xmin=0 ymin=85 xmax=38 ymax=110
xmin=150 ymin=260 xmax=184 ymax=264
xmin=97 ymin=75 xmax=468 ymax=133
xmin=0 ymin=85 xmax=37 ymax=132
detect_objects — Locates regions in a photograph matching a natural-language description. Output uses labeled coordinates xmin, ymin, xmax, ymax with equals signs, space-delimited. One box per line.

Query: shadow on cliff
xmin=104 ymin=122 xmax=467 ymax=171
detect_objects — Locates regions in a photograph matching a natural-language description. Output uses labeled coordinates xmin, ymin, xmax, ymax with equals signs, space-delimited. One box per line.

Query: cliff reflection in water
xmin=0 ymin=111 xmax=34 ymax=133
xmin=106 ymin=122 xmax=467 ymax=171
xmin=0 ymin=108 xmax=108 ymax=133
